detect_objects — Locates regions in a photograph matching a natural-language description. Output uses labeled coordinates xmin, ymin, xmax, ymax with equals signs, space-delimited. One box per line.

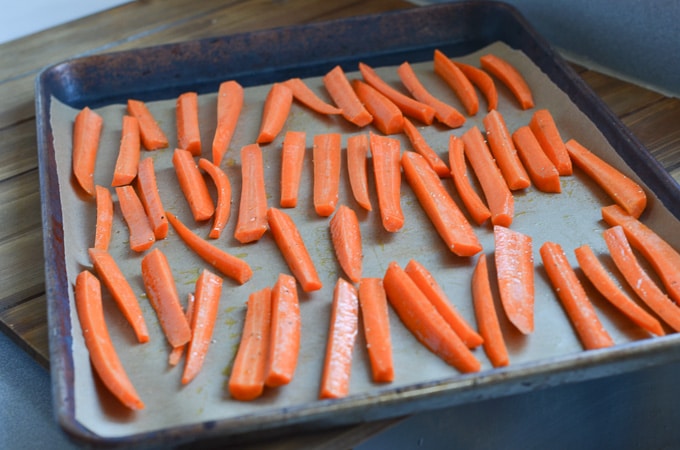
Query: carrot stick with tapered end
xmin=358 ymin=277 xmax=394 ymax=383
xmin=347 ymin=134 xmax=372 ymax=211
xmin=480 ymin=54 xmax=534 ymax=110
xmin=511 ymin=125 xmax=561 ymax=193
xmin=111 ymin=115 xmax=141 ymax=187
xmin=283 ymin=77 xmax=342 ymax=115
xmin=127 ymin=99 xmax=168 ymax=151
xmin=312 ymin=133 xmax=342 ymax=217
xmin=369 ymin=132 xmax=404 ymax=232
xmin=257 ymin=82 xmax=293 ymax=144
xmin=280 ymin=131 xmax=306 ymax=208
xmin=176 ymin=92 xmax=201 ymax=156
xmin=265 ymin=273 xmax=301 ymax=387
xmin=528 ymin=109 xmax=571 ymax=175
xmin=433 ymin=49 xmax=479 ymax=116
xmin=483 ymin=109 xmax=530 ymax=190
xmin=453 ymin=61 xmax=498 ymax=112
xmin=115 ymin=185 xmax=155 ymax=252
xmin=323 ymin=65 xmax=373 ymax=127
xmin=136 ymin=157 xmax=168 ymax=240
xmin=234 ymin=143 xmax=268 ymax=243
xmin=402 ymin=117 xmax=450 ymax=178
xmin=94 ymin=185 xmax=113 ymax=250
xmin=447 ymin=135 xmax=491 ymax=225
xmin=330 ymin=205 xmax=363 ymax=283
xmin=351 ymin=79 xmax=404 ymax=135
xmin=198 ymin=158 xmax=232 ymax=239
xmin=72 ymin=106 xmax=103 ymax=197
xmin=169 ymin=293 xmax=195 ymax=367
xmin=172 ymin=148 xmax=215 ymax=222
xmin=212 ymin=80 xmax=243 ymax=166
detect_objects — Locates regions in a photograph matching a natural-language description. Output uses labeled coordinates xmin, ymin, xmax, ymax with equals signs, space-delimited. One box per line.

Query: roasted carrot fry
xmin=447 ymin=135 xmax=491 ymax=225
xmin=93 ymin=185 xmax=113 ymax=251
xmin=283 ymin=77 xmax=342 ymax=115
xmin=265 ymin=273 xmax=301 ymax=387
xmin=329 ymin=205 xmax=363 ymax=283
xmin=136 ymin=157 xmax=169 ymax=240
xmin=115 ymin=185 xmax=155 ymax=252
xmin=212 ymin=80 xmax=244 ymax=166
xmin=483 ymin=109 xmax=530 ymax=190
xmin=111 ymin=115 xmax=141 ymax=187
xmin=312 ymin=133 xmax=342 ymax=217
xmin=280 ymin=130 xmax=306 ymax=208
xmin=72 ymin=106 xmax=103 ymax=197
xmin=358 ymin=277 xmax=394 ymax=383
xmin=511 ymin=125 xmax=561 ymax=193
xmin=198 ymin=157 xmax=232 ymax=239
xmin=402 ymin=117 xmax=450 ymax=178
xmin=172 ymin=148 xmax=215 ymax=222
xmin=323 ymin=65 xmax=373 ymax=127
xmin=480 ymin=54 xmax=534 ymax=109
xmin=169 ymin=293 xmax=195 ymax=366
xmin=453 ymin=61 xmax=498 ymax=112
xmin=433 ymin=49 xmax=479 ymax=116
xmin=234 ymin=143 xmax=268 ymax=243
xmin=528 ymin=109 xmax=571 ymax=175
xmin=257 ymin=82 xmax=293 ymax=145
xmin=352 ymin=79 xmax=404 ymax=135
xmin=346 ymin=133 xmax=372 ymax=211
xmin=176 ymin=91 xmax=201 ymax=156
xmin=127 ymin=99 xmax=168 ymax=150
xmin=370 ymin=133 xmax=404 ymax=232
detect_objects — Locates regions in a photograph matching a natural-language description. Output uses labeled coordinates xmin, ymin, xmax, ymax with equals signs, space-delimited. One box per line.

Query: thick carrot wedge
xmin=72 ymin=106 xmax=103 ymax=197
xmin=511 ymin=125 xmax=561 ymax=193
xmin=88 ymin=248 xmax=150 ymax=344
xmin=229 ymin=287 xmax=272 ymax=401
xmin=369 ymin=133 xmax=404 ymax=232
xmin=127 ymin=99 xmax=168 ymax=150
xmin=351 ymin=79 xmax=404 ymax=135
xmin=141 ymin=248 xmax=192 ymax=348
xmin=433 ymin=49 xmax=479 ymax=116
xmin=358 ymin=278 xmax=394 ymax=382
xmin=312 ymin=133 xmax=342 ymax=217
xmin=483 ymin=109 xmax=530 ymax=190
xmin=480 ymin=54 xmax=534 ymax=110
xmin=346 ymin=134 xmax=372 ymax=211
xmin=212 ymin=80 xmax=244 ymax=166
xmin=283 ymin=77 xmax=342 ymax=115
xmin=574 ymin=244 xmax=665 ymax=336
xmin=453 ymin=61 xmax=498 ymax=112
xmin=404 ymin=259 xmax=483 ymax=348
xmin=234 ymin=143 xmax=268 ymax=243
xmin=401 ymin=151 xmax=482 ymax=257
xmin=494 ymin=225 xmax=534 ymax=334
xmin=280 ymin=130 xmax=306 ymax=208
xmin=172 ymin=148 xmax=215 ymax=222
xmin=176 ymin=92 xmax=201 ymax=156
xmin=566 ymin=139 xmax=647 ymax=218
xmin=447 ymin=135 xmax=491 ymax=225
xmin=169 ymin=293 xmax=195 ymax=366
xmin=329 ymin=205 xmax=363 ymax=283
xmin=266 ymin=207 xmax=322 ymax=292
xmin=115 ymin=185 xmax=155 ymax=252
xmin=402 ymin=117 xmax=450 ymax=178
xmin=319 ymin=278 xmax=359 ymax=399
xmin=93 ymin=185 xmax=113 ymax=251
xmin=166 ymin=212 xmax=253 ymax=284
xmin=265 ymin=273 xmax=301 ymax=387
xmin=471 ymin=254 xmax=509 ymax=367
xmin=539 ymin=241 xmax=614 ymax=350
xmin=323 ymin=65 xmax=373 ymax=127
xmin=528 ymin=109 xmax=572 ymax=175
xmin=257 ymin=82 xmax=293 ymax=144
xmin=111 ymin=115 xmax=141 ymax=187
xmin=136 ymin=157 xmax=168 ymax=240
xmin=74 ymin=270 xmax=144 ymax=410
xmin=198 ymin=157 xmax=232 ymax=239
xmin=383 ymin=262 xmax=481 ymax=373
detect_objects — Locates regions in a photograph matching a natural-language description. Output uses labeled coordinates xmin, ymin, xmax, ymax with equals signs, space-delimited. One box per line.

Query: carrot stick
xmin=169 ymin=293 xmax=195 ymax=366
xmin=166 ymin=211 xmax=253 ymax=284
xmin=93 ymin=185 xmax=113 ymax=251
xmin=383 ymin=261 xmax=481 ymax=373
xmin=265 ymin=273 xmax=301 ymax=387
xmin=198 ymin=157 xmax=232 ymax=239
xmin=453 ymin=61 xmax=498 ymax=112
xmin=266 ymin=207 xmax=322 ymax=292
xmin=565 ymin=139 xmax=647 ymax=218
xmin=401 ymin=151 xmax=482 ymax=257
xmin=601 ymin=204 xmax=680 ymax=305
xmin=461 ymin=126 xmax=514 ymax=227
xmin=229 ymin=286 xmax=272 ymax=401
xmin=88 ymin=247 xmax=150 ymax=344
xmin=172 ymin=148 xmax=215 ymax=222
xmin=433 ymin=49 xmax=479 ymax=116
xmin=136 ymin=157 xmax=169 ymax=240
xmin=111 ymin=115 xmax=141 ymax=187
xmin=323 ymin=65 xmax=373 ymax=127
xmin=182 ymin=269 xmax=223 ymax=384
xmin=528 ymin=109 xmax=572 ymax=175
xmin=396 ymin=61 xmax=465 ymax=128
xmin=404 ymin=259 xmax=483 ymax=348
xmin=402 ymin=117 xmax=450 ymax=178
xmin=212 ymin=80 xmax=244 ymax=166
xmin=351 ymin=79 xmax=404 ymax=135
xmin=482 ymin=109 xmax=530 ymax=190
xmin=283 ymin=77 xmax=342 ymax=115
xmin=234 ymin=143 xmax=268 ymax=243
xmin=329 ymin=205 xmax=363 ymax=283
xmin=280 ymin=130 xmax=306 ymax=208
xmin=369 ymin=132 xmax=404 ymax=232
xmin=312 ymin=133 xmax=342 ymax=217
xmin=471 ymin=254 xmax=509 ymax=368
xmin=603 ymin=225 xmax=680 ymax=332
xmin=574 ymin=244 xmax=665 ymax=336
xmin=176 ymin=92 xmax=201 ymax=156
xmin=115 ymin=185 xmax=155 ymax=252
xmin=359 ymin=62 xmax=435 ymax=125
xmin=539 ymin=241 xmax=614 ymax=350
xmin=447 ymin=135 xmax=491 ymax=225
xmin=346 ymin=134 xmax=372 ymax=211
xmin=511 ymin=125 xmax=561 ymax=193
xmin=256 ymin=82 xmax=293 ymax=145
xmin=140 ymin=248 xmax=192 ymax=348
xmin=72 ymin=106 xmax=103 ymax=197
xmin=480 ymin=54 xmax=534 ymax=110
xmin=494 ymin=225 xmax=535 ymax=334
xmin=127 ymin=99 xmax=168 ymax=151
xmin=319 ymin=278 xmax=359 ymax=399
xmin=74 ymin=270 xmax=144 ymax=410
xmin=358 ymin=277 xmax=394 ymax=383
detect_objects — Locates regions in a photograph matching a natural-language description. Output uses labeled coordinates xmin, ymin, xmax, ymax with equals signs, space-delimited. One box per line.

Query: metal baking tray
xmin=35 ymin=1 xmax=680 ymax=447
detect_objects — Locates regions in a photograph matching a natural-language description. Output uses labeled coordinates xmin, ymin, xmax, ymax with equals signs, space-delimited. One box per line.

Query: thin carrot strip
xmin=212 ymin=80 xmax=244 ymax=166
xmin=323 ymin=65 xmax=373 ymax=127
xmin=280 ymin=130 xmax=306 ymax=208
xmin=266 ymin=207 xmax=322 ymax=292
xmin=234 ymin=143 xmax=268 ymax=243
xmin=383 ymin=261 xmax=481 ymax=373
xmin=74 ymin=270 xmax=144 ymax=410
xmin=166 ymin=212 xmax=253 ymax=284
xmin=111 ymin=115 xmax=141 ymax=187
xmin=402 ymin=117 xmax=450 ymax=178
xmin=528 ymin=109 xmax=572 ymax=175
xmin=539 ymin=241 xmax=614 ymax=350
xmin=370 ymin=133 xmax=404 ymax=232
xmin=447 ymin=135 xmax=491 ymax=225
xmin=265 ymin=273 xmax=301 ymax=387
xmin=574 ymin=244 xmax=665 ymax=336
xmin=358 ymin=277 xmax=394 ymax=383
xmin=176 ymin=92 xmax=201 ymax=156
xmin=330 ymin=205 xmax=363 ymax=283
xmin=351 ymin=79 xmax=404 ymax=135
xmin=198 ymin=157 xmax=232 ymax=239
xmin=401 ymin=151 xmax=482 ymax=257
xmin=257 ymin=82 xmax=293 ymax=144
xmin=72 ymin=106 xmax=103 ymax=197
xmin=127 ymin=99 xmax=168 ymax=150
xmin=136 ymin=157 xmax=169 ymax=240
xmin=404 ymin=259 xmax=483 ymax=348
xmin=172 ymin=148 xmax=215 ymax=222
xmin=347 ymin=133 xmax=372 ymax=211
xmin=453 ymin=61 xmax=498 ymax=112
xmin=93 ymin=185 xmax=113 ymax=250
xmin=312 ymin=133 xmax=342 ymax=217
xmin=319 ymin=278 xmax=359 ymax=399
xmin=115 ymin=185 xmax=155 ymax=252
xmin=511 ymin=125 xmax=561 ymax=193
xmin=480 ymin=54 xmax=534 ymax=110
xmin=229 ymin=287 xmax=272 ymax=401
xmin=483 ymin=109 xmax=530 ymax=190
xmin=169 ymin=293 xmax=195 ymax=366
xmin=283 ymin=77 xmax=342 ymax=115
xmin=433 ymin=49 xmax=479 ymax=116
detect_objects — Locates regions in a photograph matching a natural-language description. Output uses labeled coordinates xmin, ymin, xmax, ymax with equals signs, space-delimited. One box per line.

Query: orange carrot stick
xmin=256 ymin=82 xmax=293 ymax=145
xmin=323 ymin=65 xmax=373 ymax=127
xmin=447 ymin=135 xmax=491 ymax=225
xmin=383 ymin=261 xmax=481 ymax=373
xmin=511 ymin=125 xmax=561 ymax=193
xmin=169 ymin=293 xmax=195 ymax=366
xmin=74 ymin=270 xmax=144 ymax=410
xmin=283 ymin=77 xmax=342 ymax=115
xmin=172 ymin=148 xmax=215 ymax=222
xmin=140 ymin=248 xmax=192 ymax=348
xmin=280 ymin=130 xmax=306 ymax=208
xmin=266 ymin=207 xmax=323 ymax=292
xmin=329 ymin=205 xmax=363 ymax=283
xmin=453 ymin=61 xmax=498 ymax=112
xmin=402 ymin=117 xmax=450 ymax=178
xmin=358 ymin=277 xmax=394 ymax=383
xmin=234 ymin=143 xmax=268 ymax=243
xmin=319 ymin=278 xmax=359 ymax=399
xmin=471 ymin=254 xmax=509 ymax=368
xmin=93 ymin=185 xmax=113 ymax=250
xmin=539 ymin=241 xmax=614 ymax=350
xmin=528 ymin=109 xmax=572 ymax=175
xmin=369 ymin=132 xmax=404 ymax=232
xmin=115 ymin=185 xmax=155 ymax=252
xmin=494 ymin=225 xmax=535 ymax=334
xmin=166 ymin=211 xmax=253 ymax=284
xmin=176 ymin=91 xmax=201 ymax=156
xmin=212 ymin=80 xmax=244 ymax=166
xmin=88 ymin=248 xmax=150 ymax=344
xmin=127 ymin=99 xmax=168 ymax=150
xmin=480 ymin=54 xmax=534 ymax=110
xmin=566 ymin=139 xmax=647 ymax=218
xmin=111 ymin=115 xmax=141 ymax=187
xmin=351 ymin=79 xmax=404 ymax=135
xmin=404 ymin=259 xmax=483 ymax=348
xmin=72 ymin=106 xmax=103 ymax=197
xmin=401 ymin=151 xmax=482 ymax=257
xmin=433 ymin=49 xmax=479 ymax=116
xmin=312 ymin=133 xmax=342 ymax=217
xmin=136 ymin=157 xmax=169 ymax=240
xmin=198 ymin=157 xmax=232 ymax=239
xmin=574 ymin=244 xmax=665 ymax=336
xmin=347 ymin=133 xmax=373 ymax=211
xmin=483 ymin=109 xmax=530 ymax=190
xmin=229 ymin=287 xmax=272 ymax=401
xmin=265 ymin=273 xmax=301 ymax=387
